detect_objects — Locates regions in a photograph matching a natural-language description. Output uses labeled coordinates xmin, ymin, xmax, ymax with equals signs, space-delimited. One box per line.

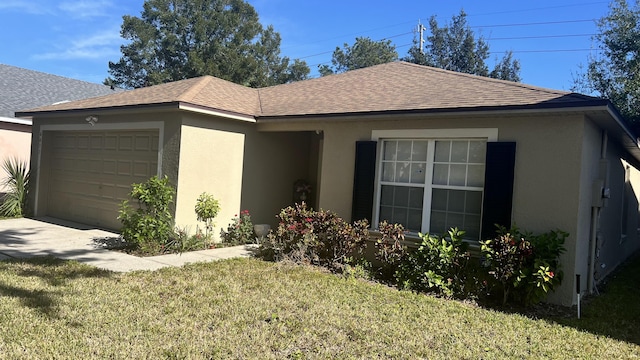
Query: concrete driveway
xmin=0 ymin=217 xmax=254 ymax=272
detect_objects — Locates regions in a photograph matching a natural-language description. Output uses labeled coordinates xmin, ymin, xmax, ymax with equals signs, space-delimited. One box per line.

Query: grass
xmin=0 ymin=256 xmax=638 ymax=359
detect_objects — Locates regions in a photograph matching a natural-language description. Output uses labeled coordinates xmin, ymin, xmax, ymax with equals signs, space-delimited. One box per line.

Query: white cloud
xmin=32 ymin=27 xmax=122 ymax=60
xmin=58 ymin=0 xmax=114 ymax=18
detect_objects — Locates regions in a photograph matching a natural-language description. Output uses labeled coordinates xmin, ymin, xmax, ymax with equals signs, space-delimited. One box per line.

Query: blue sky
xmin=0 ymin=0 xmax=622 ymax=91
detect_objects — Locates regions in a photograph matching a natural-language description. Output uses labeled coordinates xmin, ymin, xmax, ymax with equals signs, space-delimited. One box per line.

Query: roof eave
xmin=16 ymin=101 xmax=256 ymax=122
xmin=256 ymin=100 xmax=612 ymax=123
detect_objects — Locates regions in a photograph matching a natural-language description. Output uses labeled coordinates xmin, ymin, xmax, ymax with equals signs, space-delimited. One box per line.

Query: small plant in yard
xmin=374 ymin=220 xmax=407 ymax=280
xmin=194 ymin=192 xmax=220 ymax=247
xmin=118 ymin=175 xmax=175 ymax=254
xmin=480 ymin=226 xmax=567 ymax=305
xmin=396 ymin=228 xmax=471 ymax=298
xmin=0 ymin=157 xmax=29 ymax=217
xmin=220 ymin=209 xmax=255 ymax=245
xmin=170 ymin=226 xmax=208 ymax=252
xmin=258 ymin=202 xmax=369 ymax=273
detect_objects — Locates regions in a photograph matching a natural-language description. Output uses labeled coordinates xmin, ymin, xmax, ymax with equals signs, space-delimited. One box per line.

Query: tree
xmin=573 ymin=0 xmax=640 ymax=122
xmin=404 ymin=10 xmax=521 ymax=82
xmin=106 ymin=0 xmax=309 ymax=89
xmin=490 ymin=51 xmax=521 ymax=82
xmin=318 ymin=37 xmax=398 ymax=76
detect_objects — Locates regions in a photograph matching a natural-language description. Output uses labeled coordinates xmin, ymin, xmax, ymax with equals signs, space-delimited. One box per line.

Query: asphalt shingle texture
xmin=17 ymin=62 xmax=603 ymax=119
xmin=0 ymin=64 xmax=121 ymax=118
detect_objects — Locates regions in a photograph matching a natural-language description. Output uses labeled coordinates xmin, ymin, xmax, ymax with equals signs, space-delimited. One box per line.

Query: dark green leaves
xmin=107 ymin=0 xmax=309 ymax=88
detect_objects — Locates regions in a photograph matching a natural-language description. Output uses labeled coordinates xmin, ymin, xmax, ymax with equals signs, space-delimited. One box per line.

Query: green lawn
xmin=0 ymin=255 xmax=638 ymax=359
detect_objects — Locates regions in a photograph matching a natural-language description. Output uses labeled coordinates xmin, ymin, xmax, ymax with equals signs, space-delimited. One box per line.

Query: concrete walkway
xmin=0 ymin=217 xmax=255 ymax=272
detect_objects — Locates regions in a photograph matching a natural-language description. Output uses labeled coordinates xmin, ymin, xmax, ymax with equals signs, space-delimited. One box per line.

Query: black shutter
xmin=351 ymin=141 xmax=377 ymax=223
xmin=481 ymin=142 xmax=516 ymax=239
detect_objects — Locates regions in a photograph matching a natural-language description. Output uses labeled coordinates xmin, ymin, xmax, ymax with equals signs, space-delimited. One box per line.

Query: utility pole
xmin=419 ymin=21 xmax=425 ymax=55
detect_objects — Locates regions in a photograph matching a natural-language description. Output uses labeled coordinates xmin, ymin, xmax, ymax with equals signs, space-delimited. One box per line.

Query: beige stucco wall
xmin=0 ymin=123 xmax=31 ymax=192
xmin=175 ymin=116 xmax=246 ymax=241
xmin=261 ymin=112 xmax=590 ymax=305
xmin=175 ymin=113 xmax=312 ymax=240
xmin=595 ymin=142 xmax=640 ymax=281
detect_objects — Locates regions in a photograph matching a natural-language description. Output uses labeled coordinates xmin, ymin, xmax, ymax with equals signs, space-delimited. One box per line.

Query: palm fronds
xmin=0 ymin=157 xmax=30 ymax=217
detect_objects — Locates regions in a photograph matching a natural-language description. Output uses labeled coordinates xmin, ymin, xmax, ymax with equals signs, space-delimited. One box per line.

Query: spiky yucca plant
xmin=0 ymin=158 xmax=29 ymax=217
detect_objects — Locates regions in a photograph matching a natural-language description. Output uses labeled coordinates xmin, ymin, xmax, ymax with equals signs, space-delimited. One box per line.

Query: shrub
xmin=171 ymin=226 xmax=208 ymax=252
xmin=0 ymin=157 xmax=29 ymax=217
xmin=374 ymin=220 xmax=407 ymax=280
xmin=118 ymin=176 xmax=175 ymax=254
xmin=480 ymin=226 xmax=567 ymax=305
xmin=258 ymin=203 xmax=369 ymax=273
xmin=396 ymin=228 xmax=471 ymax=298
xmin=194 ymin=192 xmax=220 ymax=246
xmin=220 ymin=210 xmax=255 ymax=245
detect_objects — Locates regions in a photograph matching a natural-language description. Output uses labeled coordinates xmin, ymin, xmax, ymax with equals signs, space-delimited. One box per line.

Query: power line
xmin=468 ymin=1 xmax=608 ymax=17
xmin=472 ymin=19 xmax=596 ymax=29
xmin=488 ymin=33 xmax=596 ymax=41
xmin=491 ymin=48 xmax=601 ymax=54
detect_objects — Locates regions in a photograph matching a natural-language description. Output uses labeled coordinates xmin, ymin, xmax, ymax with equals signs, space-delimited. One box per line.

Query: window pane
xmin=379 ymin=206 xmax=392 ymax=223
xmin=408 ymin=187 xmax=424 ymax=208
xmin=433 ymin=164 xmax=449 ymax=185
xmin=396 ymin=162 xmax=411 ymax=183
xmin=449 ymin=164 xmax=467 ymax=186
xmin=465 ymin=191 xmax=483 ymax=214
xmin=451 ymin=141 xmax=469 ymax=162
xmin=467 ymin=165 xmax=485 ymax=187
xmin=382 ymin=162 xmax=395 ymax=182
xmin=449 ymin=190 xmax=466 ymax=212
xmin=397 ymin=141 xmax=412 ymax=161
xmin=464 ymin=214 xmax=481 ymax=240
xmin=380 ymin=185 xmax=394 ymax=206
xmin=435 ymin=141 xmax=450 ymax=162
xmin=392 ymin=207 xmax=407 ymax=225
xmin=468 ymin=141 xmax=486 ymax=163
xmin=394 ymin=186 xmax=409 ymax=207
xmin=430 ymin=211 xmax=446 ymax=235
xmin=379 ymin=185 xmax=424 ymax=232
xmin=384 ymin=141 xmax=397 ymax=160
xmin=447 ymin=213 xmax=464 ymax=229
xmin=410 ymin=162 xmax=426 ymax=184
xmin=407 ymin=209 xmax=423 ymax=232
xmin=431 ymin=189 xmax=447 ymax=211
xmin=412 ymin=141 xmax=428 ymax=161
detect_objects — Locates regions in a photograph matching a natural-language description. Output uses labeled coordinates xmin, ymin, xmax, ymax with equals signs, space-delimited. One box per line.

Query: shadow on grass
xmin=485 ymin=253 xmax=640 ymax=347
xmin=0 ymin=256 xmax=113 ymax=317
xmin=542 ymin=253 xmax=640 ymax=346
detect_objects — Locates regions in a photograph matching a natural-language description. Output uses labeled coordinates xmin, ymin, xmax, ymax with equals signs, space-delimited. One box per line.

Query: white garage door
xmin=47 ymin=130 xmax=159 ymax=230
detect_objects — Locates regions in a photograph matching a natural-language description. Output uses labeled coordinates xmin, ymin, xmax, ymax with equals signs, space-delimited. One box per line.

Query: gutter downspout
xmin=588 ymin=131 xmax=608 ymax=294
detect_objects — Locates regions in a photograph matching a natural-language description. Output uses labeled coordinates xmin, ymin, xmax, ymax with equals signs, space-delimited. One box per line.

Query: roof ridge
xmin=257 ymin=88 xmax=265 ymax=115
xmin=177 ymin=76 xmax=214 ymax=102
xmin=395 ymin=61 xmax=573 ymax=97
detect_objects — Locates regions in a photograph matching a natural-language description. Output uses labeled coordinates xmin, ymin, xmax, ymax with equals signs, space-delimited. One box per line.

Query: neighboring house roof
xmin=0 ymin=116 xmax=31 ymax=126
xmin=0 ymin=63 xmax=120 ymax=118
xmin=17 ymin=61 xmax=607 ymax=119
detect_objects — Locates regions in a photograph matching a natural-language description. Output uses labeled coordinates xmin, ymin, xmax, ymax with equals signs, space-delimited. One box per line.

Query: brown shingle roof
xmin=257 ymin=62 xmax=600 ymax=117
xmin=21 ymin=76 xmax=260 ymax=116
xmin=18 ymin=61 xmax=603 ymax=118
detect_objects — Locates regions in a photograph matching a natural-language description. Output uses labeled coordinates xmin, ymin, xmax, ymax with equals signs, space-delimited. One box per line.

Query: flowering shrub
xmin=480 ymin=226 xmax=567 ymax=305
xmin=220 ymin=210 xmax=255 ymax=245
xmin=258 ymin=203 xmax=369 ymax=273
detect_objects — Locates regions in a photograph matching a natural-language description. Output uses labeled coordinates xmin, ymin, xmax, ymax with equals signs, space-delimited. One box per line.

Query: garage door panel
xmin=47 ymin=130 xmax=159 ymax=230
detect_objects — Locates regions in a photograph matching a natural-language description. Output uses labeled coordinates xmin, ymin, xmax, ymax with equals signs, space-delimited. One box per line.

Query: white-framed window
xmin=372 ymin=129 xmax=497 ymax=240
